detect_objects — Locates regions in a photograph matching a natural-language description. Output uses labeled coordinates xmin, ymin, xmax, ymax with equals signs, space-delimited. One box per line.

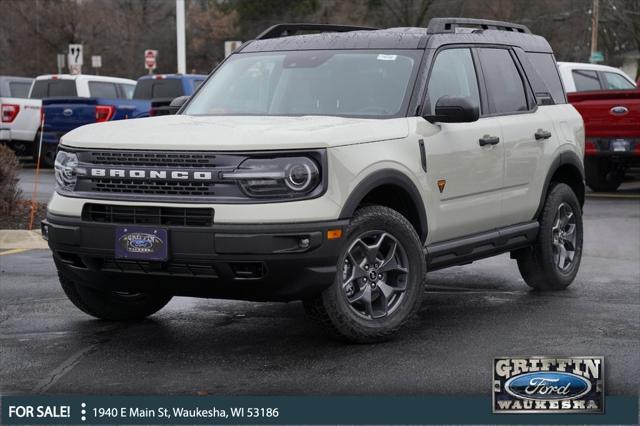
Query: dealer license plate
xmin=115 ymin=226 xmax=168 ymax=261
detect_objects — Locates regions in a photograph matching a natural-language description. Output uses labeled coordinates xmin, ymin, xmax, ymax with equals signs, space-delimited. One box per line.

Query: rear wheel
xmin=56 ymin=260 xmax=172 ymax=320
xmin=585 ymin=157 xmax=624 ymax=192
xmin=304 ymin=206 xmax=426 ymax=343
xmin=516 ymin=183 xmax=583 ymax=290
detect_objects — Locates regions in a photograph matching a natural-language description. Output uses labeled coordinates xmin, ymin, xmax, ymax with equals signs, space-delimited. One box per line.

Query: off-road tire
xmin=56 ymin=260 xmax=172 ymax=320
xmin=304 ymin=206 xmax=426 ymax=343
xmin=517 ymin=183 xmax=583 ymax=290
xmin=585 ymin=157 xmax=623 ymax=192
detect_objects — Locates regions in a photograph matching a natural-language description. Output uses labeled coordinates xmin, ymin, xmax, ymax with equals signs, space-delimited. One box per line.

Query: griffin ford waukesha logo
xmin=493 ymin=357 xmax=604 ymax=413
xmin=119 ymin=232 xmax=164 ymax=254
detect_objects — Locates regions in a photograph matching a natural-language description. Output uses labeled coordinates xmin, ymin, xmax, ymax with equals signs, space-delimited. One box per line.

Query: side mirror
xmin=167 ymin=95 xmax=190 ymax=114
xmin=425 ymin=96 xmax=479 ymax=123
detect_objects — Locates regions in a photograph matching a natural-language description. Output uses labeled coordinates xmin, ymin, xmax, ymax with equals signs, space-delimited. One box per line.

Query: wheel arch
xmin=534 ymin=150 xmax=585 ymax=219
xmin=339 ymin=169 xmax=428 ymax=243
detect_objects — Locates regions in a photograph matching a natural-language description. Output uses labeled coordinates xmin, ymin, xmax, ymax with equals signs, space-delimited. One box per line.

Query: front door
xmin=418 ymin=47 xmax=505 ymax=243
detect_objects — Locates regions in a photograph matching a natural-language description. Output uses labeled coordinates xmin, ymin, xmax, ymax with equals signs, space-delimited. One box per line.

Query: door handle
xmin=479 ymin=135 xmax=500 ymax=146
xmin=535 ymin=129 xmax=552 ymax=140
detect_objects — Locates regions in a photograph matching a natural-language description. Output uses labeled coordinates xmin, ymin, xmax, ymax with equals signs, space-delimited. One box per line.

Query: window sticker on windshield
xmin=377 ymin=54 xmax=397 ymax=61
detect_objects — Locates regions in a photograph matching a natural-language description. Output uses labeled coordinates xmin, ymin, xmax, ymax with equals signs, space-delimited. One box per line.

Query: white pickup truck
xmin=0 ymin=76 xmax=41 ymax=156
xmin=557 ymin=62 xmax=637 ymax=92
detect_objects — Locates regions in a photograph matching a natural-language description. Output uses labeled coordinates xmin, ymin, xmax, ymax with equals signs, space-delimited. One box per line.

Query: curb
xmin=0 ymin=230 xmax=48 ymax=250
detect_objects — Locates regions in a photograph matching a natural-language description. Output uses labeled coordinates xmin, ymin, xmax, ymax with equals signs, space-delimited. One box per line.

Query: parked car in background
xmin=568 ymin=89 xmax=640 ymax=191
xmin=37 ymin=74 xmax=206 ymax=167
xmin=133 ymin=74 xmax=206 ymax=116
xmin=34 ymin=74 xmax=140 ymax=167
xmin=0 ymin=76 xmax=41 ymax=156
xmin=558 ymin=63 xmax=639 ymax=191
xmin=557 ymin=62 xmax=636 ymax=92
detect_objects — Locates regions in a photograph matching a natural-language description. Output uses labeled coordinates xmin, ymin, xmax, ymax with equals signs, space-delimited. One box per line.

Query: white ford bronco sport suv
xmin=44 ymin=19 xmax=585 ymax=343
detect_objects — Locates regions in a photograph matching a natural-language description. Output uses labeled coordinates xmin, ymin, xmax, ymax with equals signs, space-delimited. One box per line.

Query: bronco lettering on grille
xmin=89 ymin=168 xmax=215 ymax=181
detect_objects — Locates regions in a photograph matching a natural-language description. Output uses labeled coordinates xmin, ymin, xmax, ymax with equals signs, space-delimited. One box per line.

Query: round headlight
xmin=285 ymin=163 xmax=313 ymax=191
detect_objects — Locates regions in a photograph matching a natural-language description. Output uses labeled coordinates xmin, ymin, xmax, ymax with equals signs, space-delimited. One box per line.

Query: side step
xmin=425 ymin=221 xmax=539 ymax=271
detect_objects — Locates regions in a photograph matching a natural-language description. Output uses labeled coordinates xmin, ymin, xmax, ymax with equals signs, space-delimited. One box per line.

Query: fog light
xmin=299 ymin=238 xmax=310 ymax=249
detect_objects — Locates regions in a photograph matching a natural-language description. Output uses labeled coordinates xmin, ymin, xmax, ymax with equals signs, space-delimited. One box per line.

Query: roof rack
xmin=255 ymin=23 xmax=378 ymax=40
xmin=426 ymin=17 xmax=531 ymax=34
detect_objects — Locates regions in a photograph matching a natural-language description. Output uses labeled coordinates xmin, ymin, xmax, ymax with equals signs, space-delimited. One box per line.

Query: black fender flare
xmin=534 ymin=150 xmax=585 ymax=219
xmin=339 ymin=169 xmax=428 ymax=242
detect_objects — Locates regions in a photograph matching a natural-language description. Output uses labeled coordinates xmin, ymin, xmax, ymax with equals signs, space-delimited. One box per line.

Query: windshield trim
xmin=182 ymin=49 xmax=424 ymax=120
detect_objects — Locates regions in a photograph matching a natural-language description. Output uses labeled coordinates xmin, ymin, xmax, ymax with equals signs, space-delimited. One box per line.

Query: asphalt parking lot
xmin=1 ymin=171 xmax=638 ymax=396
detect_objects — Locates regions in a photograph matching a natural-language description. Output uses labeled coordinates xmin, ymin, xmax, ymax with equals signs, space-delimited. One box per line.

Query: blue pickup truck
xmin=37 ymin=73 xmax=206 ymax=166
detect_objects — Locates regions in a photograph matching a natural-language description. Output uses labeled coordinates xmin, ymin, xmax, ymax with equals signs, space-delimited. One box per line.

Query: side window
xmin=119 ymin=84 xmax=135 ymax=99
xmin=9 ymin=82 xmax=31 ymax=98
xmin=603 ymin=72 xmax=635 ymax=90
xmin=526 ymin=52 xmax=566 ymax=104
xmin=478 ymin=48 xmax=528 ymax=114
xmin=89 ymin=81 xmax=118 ymax=98
xmin=426 ymin=48 xmax=480 ymax=115
xmin=572 ymin=70 xmax=601 ymax=91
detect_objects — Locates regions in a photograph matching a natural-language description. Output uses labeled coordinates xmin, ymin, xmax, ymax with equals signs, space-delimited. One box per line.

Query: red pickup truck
xmin=568 ymin=89 xmax=640 ymax=191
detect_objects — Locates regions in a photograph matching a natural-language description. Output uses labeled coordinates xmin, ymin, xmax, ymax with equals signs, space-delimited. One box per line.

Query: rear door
xmin=419 ymin=47 xmax=505 ymax=242
xmin=477 ymin=47 xmax=555 ymax=225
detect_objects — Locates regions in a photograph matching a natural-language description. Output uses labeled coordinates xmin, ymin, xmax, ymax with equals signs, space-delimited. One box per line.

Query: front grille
xmin=73 ymin=150 xmax=248 ymax=201
xmin=82 ymin=204 xmax=214 ymax=227
xmin=100 ymin=258 xmax=219 ymax=277
xmin=88 ymin=151 xmax=219 ymax=168
xmin=90 ymin=179 xmax=214 ymax=197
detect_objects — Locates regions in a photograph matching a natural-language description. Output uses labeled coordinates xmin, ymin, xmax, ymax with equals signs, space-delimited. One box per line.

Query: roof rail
xmin=426 ymin=17 xmax=531 ymax=34
xmin=255 ymin=23 xmax=377 ymax=40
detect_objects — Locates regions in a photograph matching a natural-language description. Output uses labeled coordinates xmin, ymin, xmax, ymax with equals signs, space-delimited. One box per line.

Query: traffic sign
xmin=91 ymin=55 xmax=102 ymax=68
xmin=68 ymin=44 xmax=83 ymax=74
xmin=145 ymin=49 xmax=158 ymax=70
xmin=589 ymin=51 xmax=604 ymax=63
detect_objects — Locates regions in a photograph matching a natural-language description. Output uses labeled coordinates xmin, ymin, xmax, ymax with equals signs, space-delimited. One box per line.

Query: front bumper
xmin=43 ymin=212 xmax=348 ymax=302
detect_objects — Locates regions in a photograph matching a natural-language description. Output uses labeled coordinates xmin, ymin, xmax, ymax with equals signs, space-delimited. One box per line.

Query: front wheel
xmin=516 ymin=183 xmax=583 ymax=290
xmin=304 ymin=206 xmax=426 ymax=343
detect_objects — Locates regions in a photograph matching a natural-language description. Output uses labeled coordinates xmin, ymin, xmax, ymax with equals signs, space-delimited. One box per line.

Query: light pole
xmin=176 ymin=0 xmax=186 ymax=74
xmin=590 ymin=0 xmax=599 ymax=63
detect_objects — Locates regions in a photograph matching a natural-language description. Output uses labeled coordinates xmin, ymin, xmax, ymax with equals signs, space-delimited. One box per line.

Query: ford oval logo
xmin=504 ymin=372 xmax=591 ymax=401
xmin=610 ymin=106 xmax=628 ymax=116
xmin=63 ymin=108 xmax=73 ymax=117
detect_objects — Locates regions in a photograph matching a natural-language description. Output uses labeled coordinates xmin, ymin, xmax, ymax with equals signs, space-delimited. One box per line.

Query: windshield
xmin=184 ymin=50 xmax=422 ymax=118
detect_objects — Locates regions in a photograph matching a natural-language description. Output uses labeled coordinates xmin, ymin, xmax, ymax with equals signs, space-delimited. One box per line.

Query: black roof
xmin=240 ymin=18 xmax=553 ymax=54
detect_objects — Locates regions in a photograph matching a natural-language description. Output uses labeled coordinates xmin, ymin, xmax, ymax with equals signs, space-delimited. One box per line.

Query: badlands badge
xmin=493 ymin=357 xmax=604 ymax=413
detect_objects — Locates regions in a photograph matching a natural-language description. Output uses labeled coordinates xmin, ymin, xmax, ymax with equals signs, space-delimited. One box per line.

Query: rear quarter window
xmin=526 ymin=53 xmax=566 ymax=104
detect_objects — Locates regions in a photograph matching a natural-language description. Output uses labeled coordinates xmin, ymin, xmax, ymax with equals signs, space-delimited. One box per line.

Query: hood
xmin=61 ymin=115 xmax=409 ymax=151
